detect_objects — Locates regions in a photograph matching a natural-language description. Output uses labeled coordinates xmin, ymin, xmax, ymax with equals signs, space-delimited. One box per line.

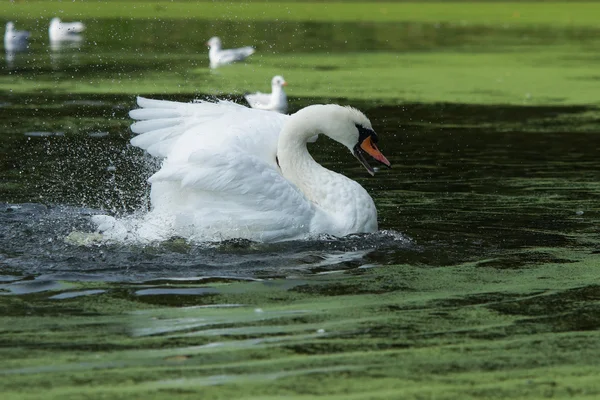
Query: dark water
xmin=1 ymin=92 xmax=598 ymax=284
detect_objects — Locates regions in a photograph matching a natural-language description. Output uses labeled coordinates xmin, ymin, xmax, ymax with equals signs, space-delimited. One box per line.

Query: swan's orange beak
xmin=282 ymin=81 xmax=288 ymax=86
xmin=353 ymin=135 xmax=391 ymax=176
xmin=360 ymin=136 xmax=390 ymax=168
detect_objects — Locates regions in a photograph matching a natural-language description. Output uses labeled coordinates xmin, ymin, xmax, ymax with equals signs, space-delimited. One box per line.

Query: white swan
xmin=245 ymin=75 xmax=288 ymax=114
xmin=49 ymin=17 xmax=85 ymax=42
xmin=207 ymin=36 xmax=255 ymax=69
xmin=93 ymin=97 xmax=391 ymax=243
xmin=4 ymin=22 xmax=29 ymax=51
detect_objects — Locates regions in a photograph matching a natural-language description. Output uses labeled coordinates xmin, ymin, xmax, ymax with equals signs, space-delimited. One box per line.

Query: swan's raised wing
xmin=130 ymin=96 xmax=279 ymax=162
xmin=128 ymin=97 xmax=315 ymax=241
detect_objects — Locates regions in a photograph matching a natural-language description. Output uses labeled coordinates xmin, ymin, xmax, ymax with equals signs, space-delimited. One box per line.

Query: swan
xmin=245 ymin=75 xmax=288 ymax=114
xmin=4 ymin=22 xmax=29 ymax=51
xmin=49 ymin=17 xmax=85 ymax=42
xmin=207 ymin=36 xmax=255 ymax=68
xmin=93 ymin=98 xmax=391 ymax=243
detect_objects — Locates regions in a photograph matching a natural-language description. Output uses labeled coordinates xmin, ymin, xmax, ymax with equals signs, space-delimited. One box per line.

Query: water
xmin=4 ymin=98 xmax=596 ymax=281
xmin=2 ymin=16 xmax=600 ymax=399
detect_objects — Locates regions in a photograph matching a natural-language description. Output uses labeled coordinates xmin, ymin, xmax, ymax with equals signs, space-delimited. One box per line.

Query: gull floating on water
xmin=207 ymin=36 xmax=255 ymax=69
xmin=49 ymin=17 xmax=85 ymax=42
xmin=4 ymin=22 xmax=29 ymax=52
xmin=245 ymin=75 xmax=288 ymax=114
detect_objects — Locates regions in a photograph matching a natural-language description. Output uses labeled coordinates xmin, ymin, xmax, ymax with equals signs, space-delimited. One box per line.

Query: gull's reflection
xmin=5 ymin=47 xmax=28 ymax=68
xmin=49 ymin=37 xmax=84 ymax=69
xmin=50 ymin=35 xmax=84 ymax=51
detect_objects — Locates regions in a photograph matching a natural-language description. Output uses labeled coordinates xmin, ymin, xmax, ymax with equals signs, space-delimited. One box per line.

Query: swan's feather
xmin=129 ymin=108 xmax=181 ymax=120
xmin=130 ymin=118 xmax=183 ymax=134
xmin=129 ymin=97 xmax=258 ymax=159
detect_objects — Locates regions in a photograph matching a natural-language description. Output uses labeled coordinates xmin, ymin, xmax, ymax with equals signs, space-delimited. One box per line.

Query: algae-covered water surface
xmin=2 ymin=2 xmax=600 ymax=399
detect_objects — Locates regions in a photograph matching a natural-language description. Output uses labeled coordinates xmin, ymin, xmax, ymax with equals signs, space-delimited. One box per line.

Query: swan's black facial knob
xmin=356 ymin=124 xmax=378 ymax=145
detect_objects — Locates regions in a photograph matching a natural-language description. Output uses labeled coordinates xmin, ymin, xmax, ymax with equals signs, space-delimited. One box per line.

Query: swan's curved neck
xmin=277 ymin=116 xmax=321 ymax=186
xmin=277 ymin=106 xmax=349 ymax=207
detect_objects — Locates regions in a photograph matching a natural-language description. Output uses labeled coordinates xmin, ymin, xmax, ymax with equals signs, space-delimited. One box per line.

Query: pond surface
xmin=2 ymin=16 xmax=600 ymax=400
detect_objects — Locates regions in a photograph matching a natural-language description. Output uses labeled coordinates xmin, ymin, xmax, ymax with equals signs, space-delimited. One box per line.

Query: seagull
xmin=4 ymin=22 xmax=29 ymax=52
xmin=245 ymin=75 xmax=288 ymax=114
xmin=207 ymin=36 xmax=255 ymax=68
xmin=49 ymin=17 xmax=85 ymax=42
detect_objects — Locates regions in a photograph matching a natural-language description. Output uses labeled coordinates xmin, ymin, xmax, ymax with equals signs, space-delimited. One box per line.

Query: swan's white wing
xmin=130 ymin=96 xmax=281 ymax=162
xmin=244 ymin=92 xmax=271 ymax=109
xmin=127 ymin=97 xmax=316 ymax=242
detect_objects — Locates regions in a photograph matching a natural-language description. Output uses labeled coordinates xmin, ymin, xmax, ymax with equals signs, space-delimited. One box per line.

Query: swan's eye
xmin=355 ymin=124 xmax=377 ymax=144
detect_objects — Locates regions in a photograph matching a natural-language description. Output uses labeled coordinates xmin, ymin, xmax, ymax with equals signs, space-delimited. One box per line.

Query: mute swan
xmin=207 ymin=36 xmax=255 ymax=68
xmin=4 ymin=22 xmax=29 ymax=51
xmin=49 ymin=17 xmax=85 ymax=42
xmin=93 ymin=97 xmax=390 ymax=243
xmin=245 ymin=75 xmax=288 ymax=114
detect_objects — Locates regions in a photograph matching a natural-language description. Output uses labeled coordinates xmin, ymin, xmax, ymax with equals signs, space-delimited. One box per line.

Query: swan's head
xmin=6 ymin=22 xmax=14 ymax=32
xmin=50 ymin=17 xmax=61 ymax=26
xmin=206 ymin=36 xmax=221 ymax=49
xmin=324 ymin=105 xmax=391 ymax=176
xmin=272 ymin=75 xmax=287 ymax=88
xmin=285 ymin=105 xmax=391 ymax=175
xmin=281 ymin=105 xmax=391 ymax=177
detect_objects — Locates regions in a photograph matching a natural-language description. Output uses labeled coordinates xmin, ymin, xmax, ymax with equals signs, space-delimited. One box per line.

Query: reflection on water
xmin=49 ymin=39 xmax=84 ymax=71
xmin=49 ymin=37 xmax=84 ymax=52
xmin=5 ymin=48 xmax=27 ymax=68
